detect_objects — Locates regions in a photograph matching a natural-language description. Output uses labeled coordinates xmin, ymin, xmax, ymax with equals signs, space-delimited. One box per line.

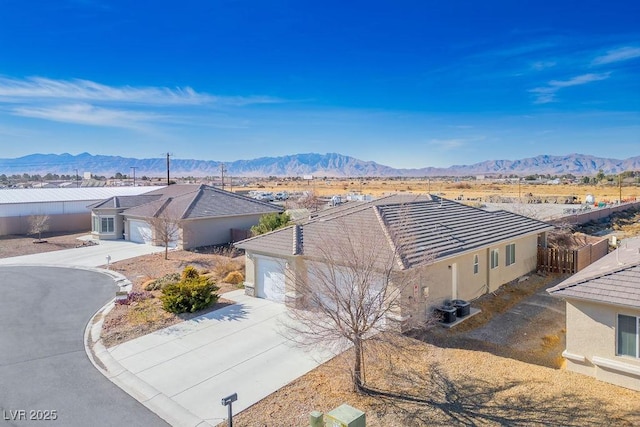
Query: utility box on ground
xmin=324 ymin=404 xmax=365 ymax=427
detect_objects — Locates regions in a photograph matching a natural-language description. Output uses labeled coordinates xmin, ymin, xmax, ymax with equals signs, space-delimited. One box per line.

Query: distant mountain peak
xmin=0 ymin=152 xmax=638 ymax=177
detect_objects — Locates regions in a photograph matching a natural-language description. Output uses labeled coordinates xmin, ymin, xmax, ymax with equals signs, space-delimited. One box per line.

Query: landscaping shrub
xmin=144 ymin=272 xmax=180 ymax=291
xmin=181 ymin=265 xmax=200 ymax=281
xmin=223 ymin=271 xmax=244 ymax=285
xmin=160 ymin=267 xmax=220 ymax=314
xmin=116 ymin=291 xmax=153 ymax=305
xmin=212 ymin=258 xmax=242 ymax=280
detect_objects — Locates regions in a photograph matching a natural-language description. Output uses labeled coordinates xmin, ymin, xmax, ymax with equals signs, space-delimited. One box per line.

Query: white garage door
xmin=256 ymin=257 xmax=286 ymax=303
xmin=129 ymin=220 xmax=152 ymax=244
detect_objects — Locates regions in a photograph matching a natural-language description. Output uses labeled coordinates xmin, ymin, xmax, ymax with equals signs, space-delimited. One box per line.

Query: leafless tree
xmin=144 ymin=199 xmax=182 ymax=260
xmin=295 ymin=190 xmax=323 ymax=212
xmin=284 ymin=213 xmax=435 ymax=392
xmin=29 ymin=214 xmax=50 ymax=242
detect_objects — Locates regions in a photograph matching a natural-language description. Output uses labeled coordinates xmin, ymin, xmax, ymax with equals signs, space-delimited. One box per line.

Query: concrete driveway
xmin=107 ymin=290 xmax=334 ymax=425
xmin=0 ymin=266 xmax=168 ymax=427
xmin=0 ymin=238 xmax=166 ymax=267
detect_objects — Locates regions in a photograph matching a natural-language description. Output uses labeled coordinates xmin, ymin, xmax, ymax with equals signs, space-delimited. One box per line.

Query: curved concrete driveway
xmin=0 ymin=266 xmax=168 ymax=427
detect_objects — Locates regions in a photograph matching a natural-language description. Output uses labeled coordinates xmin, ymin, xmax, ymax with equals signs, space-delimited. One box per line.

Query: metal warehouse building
xmin=0 ymin=186 xmax=161 ymax=236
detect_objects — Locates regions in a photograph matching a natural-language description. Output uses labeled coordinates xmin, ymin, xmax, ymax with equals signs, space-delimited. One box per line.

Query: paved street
xmin=0 ymin=266 xmax=168 ymax=427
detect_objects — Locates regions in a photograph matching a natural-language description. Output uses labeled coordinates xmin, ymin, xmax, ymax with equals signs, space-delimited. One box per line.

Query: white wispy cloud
xmin=12 ymin=103 xmax=162 ymax=129
xmin=0 ymin=76 xmax=282 ymax=106
xmin=429 ymin=138 xmax=469 ymax=150
xmin=530 ymin=72 xmax=611 ymax=104
xmin=531 ymin=61 xmax=556 ymax=71
xmin=592 ymin=46 xmax=640 ymax=66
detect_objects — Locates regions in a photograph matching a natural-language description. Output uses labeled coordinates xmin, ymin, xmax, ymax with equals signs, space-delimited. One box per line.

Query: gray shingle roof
xmin=88 ymin=194 xmax=162 ymax=209
xmin=121 ymin=184 xmax=283 ymax=220
xmin=548 ymin=237 xmax=640 ymax=309
xmin=236 ymin=194 xmax=554 ymax=269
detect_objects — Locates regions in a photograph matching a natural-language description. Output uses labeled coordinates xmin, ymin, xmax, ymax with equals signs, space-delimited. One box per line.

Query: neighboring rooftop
xmin=548 ymin=237 xmax=640 ymax=309
xmin=0 ymin=186 xmax=161 ymax=204
xmin=237 ymin=194 xmax=554 ymax=269
xmin=122 ymin=184 xmax=283 ymax=219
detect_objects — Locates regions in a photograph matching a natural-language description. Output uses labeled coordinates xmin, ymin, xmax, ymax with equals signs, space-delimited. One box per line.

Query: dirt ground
xmin=0 ymin=231 xmax=89 ymax=259
xmin=245 ymin=179 xmax=640 ymax=204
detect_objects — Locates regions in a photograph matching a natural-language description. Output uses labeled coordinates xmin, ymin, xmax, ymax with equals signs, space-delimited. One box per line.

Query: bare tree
xmin=144 ymin=199 xmax=182 ymax=260
xmin=29 ymin=214 xmax=50 ymax=242
xmin=284 ymin=213 xmax=434 ymax=392
xmin=295 ymin=190 xmax=322 ymax=212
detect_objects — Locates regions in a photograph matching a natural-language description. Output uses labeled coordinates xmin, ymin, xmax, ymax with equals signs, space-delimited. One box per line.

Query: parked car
xmin=275 ymin=192 xmax=289 ymax=201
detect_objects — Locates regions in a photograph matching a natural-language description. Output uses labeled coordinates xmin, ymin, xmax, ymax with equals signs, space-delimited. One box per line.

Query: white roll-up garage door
xmin=128 ymin=220 xmax=152 ymax=244
xmin=256 ymin=257 xmax=286 ymax=303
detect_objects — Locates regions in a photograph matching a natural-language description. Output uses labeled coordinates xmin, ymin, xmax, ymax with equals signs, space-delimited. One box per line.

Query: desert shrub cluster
xmin=160 ymin=266 xmax=220 ymax=314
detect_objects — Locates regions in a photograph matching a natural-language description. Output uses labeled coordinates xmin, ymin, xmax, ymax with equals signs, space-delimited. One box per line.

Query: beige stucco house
xmin=236 ymin=194 xmax=554 ymax=329
xmin=90 ymin=184 xmax=282 ymax=249
xmin=548 ymin=237 xmax=640 ymax=391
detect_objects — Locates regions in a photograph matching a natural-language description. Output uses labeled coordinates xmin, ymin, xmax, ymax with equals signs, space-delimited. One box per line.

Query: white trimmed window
xmin=506 ymin=243 xmax=516 ymax=266
xmin=617 ymin=314 xmax=639 ymax=358
xmin=473 ymin=254 xmax=479 ymax=274
xmin=490 ymin=249 xmax=499 ymax=269
xmin=100 ymin=217 xmax=115 ymax=233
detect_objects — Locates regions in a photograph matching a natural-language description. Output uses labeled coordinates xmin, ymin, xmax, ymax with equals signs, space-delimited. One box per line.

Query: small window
xmin=473 ymin=254 xmax=479 ymax=274
xmin=101 ymin=217 xmax=114 ymax=233
xmin=490 ymin=249 xmax=499 ymax=269
xmin=617 ymin=314 xmax=639 ymax=358
xmin=506 ymin=243 xmax=516 ymax=266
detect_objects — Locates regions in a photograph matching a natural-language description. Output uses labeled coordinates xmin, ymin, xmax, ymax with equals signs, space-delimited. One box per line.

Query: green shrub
xmin=144 ymin=272 xmax=180 ymax=291
xmin=181 ymin=265 xmax=200 ymax=281
xmin=223 ymin=271 xmax=244 ymax=285
xmin=160 ymin=267 xmax=220 ymax=314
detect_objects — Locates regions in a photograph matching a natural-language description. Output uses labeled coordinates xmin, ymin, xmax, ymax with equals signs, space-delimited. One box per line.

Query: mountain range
xmin=0 ymin=152 xmax=638 ymax=178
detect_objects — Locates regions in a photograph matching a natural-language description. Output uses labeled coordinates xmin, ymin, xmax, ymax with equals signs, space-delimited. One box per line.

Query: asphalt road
xmin=0 ymin=266 xmax=168 ymax=427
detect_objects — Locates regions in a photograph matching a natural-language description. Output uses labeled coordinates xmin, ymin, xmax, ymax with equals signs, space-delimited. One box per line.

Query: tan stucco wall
xmin=182 ymin=214 xmax=265 ymax=249
xmin=565 ymin=299 xmax=640 ymax=391
xmin=0 ymin=213 xmax=90 ymax=235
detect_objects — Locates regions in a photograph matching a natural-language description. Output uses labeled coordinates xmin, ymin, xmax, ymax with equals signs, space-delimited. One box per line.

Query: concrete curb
xmin=83 ymin=272 xmax=214 ymax=427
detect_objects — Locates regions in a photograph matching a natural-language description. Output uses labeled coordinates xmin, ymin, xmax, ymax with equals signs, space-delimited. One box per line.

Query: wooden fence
xmin=537 ymin=237 xmax=609 ymax=274
xmin=537 ymin=247 xmax=576 ymax=274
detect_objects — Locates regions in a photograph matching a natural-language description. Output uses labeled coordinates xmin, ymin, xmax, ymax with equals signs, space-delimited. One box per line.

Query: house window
xmin=617 ymin=314 xmax=639 ymax=358
xmin=506 ymin=243 xmax=516 ymax=266
xmin=100 ymin=217 xmax=115 ymax=233
xmin=473 ymin=254 xmax=479 ymax=274
xmin=490 ymin=249 xmax=499 ymax=269
xmin=92 ymin=216 xmax=100 ymax=233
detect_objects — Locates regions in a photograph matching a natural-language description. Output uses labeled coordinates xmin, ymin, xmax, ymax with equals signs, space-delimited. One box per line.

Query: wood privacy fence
xmin=537 ymin=237 xmax=609 ymax=274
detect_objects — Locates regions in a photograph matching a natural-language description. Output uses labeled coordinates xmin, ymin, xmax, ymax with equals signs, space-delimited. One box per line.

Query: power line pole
xmin=220 ymin=163 xmax=226 ymax=191
xmin=166 ymin=153 xmax=171 ymax=185
xmin=75 ymin=169 xmax=79 ymax=188
xmin=131 ymin=167 xmax=137 ymax=187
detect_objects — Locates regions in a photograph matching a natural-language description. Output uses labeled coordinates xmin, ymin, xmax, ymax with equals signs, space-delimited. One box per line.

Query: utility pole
xmin=166 ymin=153 xmax=171 ymax=185
xmin=131 ymin=167 xmax=137 ymax=187
xmin=619 ymin=173 xmax=622 ymax=203
xmin=75 ymin=169 xmax=79 ymax=188
xmin=220 ymin=163 xmax=226 ymax=191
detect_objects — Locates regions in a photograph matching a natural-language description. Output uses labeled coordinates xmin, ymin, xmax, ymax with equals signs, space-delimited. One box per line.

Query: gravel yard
xmin=0 ymin=231 xmax=90 ymax=258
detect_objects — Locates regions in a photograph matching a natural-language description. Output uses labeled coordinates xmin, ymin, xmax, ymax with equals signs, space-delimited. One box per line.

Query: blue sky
xmin=0 ymin=0 xmax=638 ymax=168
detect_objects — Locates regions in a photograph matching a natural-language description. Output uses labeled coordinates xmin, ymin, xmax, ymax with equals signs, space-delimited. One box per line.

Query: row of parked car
xmin=251 ymin=191 xmax=289 ymax=201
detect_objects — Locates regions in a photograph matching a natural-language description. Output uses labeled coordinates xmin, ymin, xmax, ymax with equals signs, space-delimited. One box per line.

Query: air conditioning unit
xmin=452 ymin=299 xmax=471 ymax=317
xmin=436 ymin=305 xmax=457 ymax=324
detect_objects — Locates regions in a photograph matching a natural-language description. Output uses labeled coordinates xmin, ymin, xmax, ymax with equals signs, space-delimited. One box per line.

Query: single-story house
xmin=548 ymin=237 xmax=640 ymax=391
xmin=236 ymin=194 xmax=554 ymax=328
xmin=0 ymin=186 xmax=158 ymax=236
xmin=89 ymin=184 xmax=283 ymax=249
